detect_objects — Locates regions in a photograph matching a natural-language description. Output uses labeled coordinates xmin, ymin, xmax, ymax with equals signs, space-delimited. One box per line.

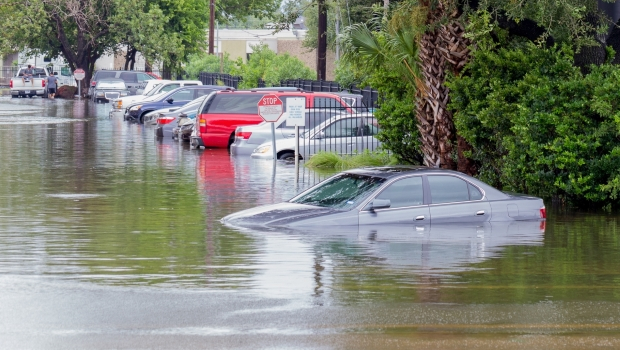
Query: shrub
xmin=448 ymin=35 xmax=620 ymax=207
xmin=305 ymin=150 xmax=398 ymax=170
xmin=184 ymin=52 xmax=236 ymax=79
xmin=231 ymin=44 xmax=315 ymax=89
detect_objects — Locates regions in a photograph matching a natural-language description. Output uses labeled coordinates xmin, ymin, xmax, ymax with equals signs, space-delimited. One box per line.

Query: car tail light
xmin=42 ymin=79 xmax=46 ymax=87
xmin=91 ymin=81 xmax=96 ymax=87
xmin=9 ymin=80 xmax=12 ymax=88
xmin=235 ymin=131 xmax=252 ymax=140
xmin=199 ymin=117 xmax=207 ymax=134
xmin=199 ymin=118 xmax=206 ymax=127
xmin=540 ymin=207 xmax=547 ymax=219
xmin=157 ymin=116 xmax=175 ymax=125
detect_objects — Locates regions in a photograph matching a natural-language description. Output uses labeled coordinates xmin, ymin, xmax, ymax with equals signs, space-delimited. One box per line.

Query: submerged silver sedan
xmin=222 ymin=166 xmax=546 ymax=228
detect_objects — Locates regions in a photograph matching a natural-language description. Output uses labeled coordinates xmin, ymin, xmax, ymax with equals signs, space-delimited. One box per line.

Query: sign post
xmin=286 ymin=98 xmax=306 ymax=183
xmin=257 ymin=94 xmax=284 ymax=161
xmin=74 ymin=68 xmax=85 ymax=99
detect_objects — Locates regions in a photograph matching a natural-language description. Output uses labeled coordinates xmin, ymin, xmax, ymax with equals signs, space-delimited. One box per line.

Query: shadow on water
xmin=1 ymin=97 xmax=620 ymax=348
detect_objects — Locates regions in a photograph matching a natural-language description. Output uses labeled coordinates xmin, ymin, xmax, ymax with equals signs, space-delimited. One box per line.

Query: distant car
xmin=251 ymin=113 xmax=381 ymax=160
xmin=230 ymin=109 xmax=341 ymax=156
xmin=221 ymin=166 xmax=547 ymax=229
xmin=88 ymin=70 xmax=156 ymax=97
xmin=155 ymin=94 xmax=211 ymax=137
xmin=127 ymin=85 xmax=228 ymax=123
xmin=109 ymin=80 xmax=203 ymax=119
xmin=91 ymin=78 xmax=130 ymax=103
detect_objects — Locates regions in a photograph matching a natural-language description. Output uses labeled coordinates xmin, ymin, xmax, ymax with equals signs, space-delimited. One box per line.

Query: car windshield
xmin=98 ymin=81 xmax=125 ymax=89
xmin=290 ymin=173 xmax=385 ymax=210
xmin=145 ymin=85 xmax=163 ymax=96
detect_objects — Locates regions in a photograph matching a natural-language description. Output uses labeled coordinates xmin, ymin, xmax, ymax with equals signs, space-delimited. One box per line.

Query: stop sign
xmin=257 ymin=94 xmax=283 ymax=122
xmin=74 ymin=68 xmax=85 ymax=81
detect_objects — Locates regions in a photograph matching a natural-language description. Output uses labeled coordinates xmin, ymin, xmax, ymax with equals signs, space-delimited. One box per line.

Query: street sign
xmin=286 ymin=97 xmax=306 ymax=126
xmin=257 ymin=94 xmax=283 ymax=122
xmin=74 ymin=68 xmax=85 ymax=81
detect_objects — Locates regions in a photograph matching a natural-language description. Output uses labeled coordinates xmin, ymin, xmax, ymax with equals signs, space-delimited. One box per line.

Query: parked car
xmin=88 ymin=70 xmax=157 ymax=97
xmin=154 ymin=94 xmax=211 ymax=137
xmin=137 ymin=79 xmax=171 ymax=95
xmin=127 ymin=85 xmax=228 ymax=123
xmin=91 ymin=78 xmax=130 ymax=103
xmin=230 ymin=109 xmax=341 ymax=156
xmin=191 ymin=90 xmax=362 ymax=150
xmin=109 ymin=80 xmax=203 ymax=119
xmin=251 ymin=113 xmax=381 ymax=160
xmin=221 ymin=166 xmax=547 ymax=229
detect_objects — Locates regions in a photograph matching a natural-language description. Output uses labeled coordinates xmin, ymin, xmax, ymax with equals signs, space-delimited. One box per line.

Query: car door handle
xmin=415 ymin=215 xmax=425 ymax=221
xmin=476 ymin=210 xmax=485 ymax=216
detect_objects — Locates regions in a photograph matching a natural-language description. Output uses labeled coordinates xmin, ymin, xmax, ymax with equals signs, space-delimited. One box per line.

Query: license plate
xmin=24 ymin=90 xmax=30 ymax=94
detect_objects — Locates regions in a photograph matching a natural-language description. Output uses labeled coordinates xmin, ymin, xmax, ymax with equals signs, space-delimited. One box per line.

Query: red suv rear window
xmin=205 ymin=94 xmax=266 ymax=114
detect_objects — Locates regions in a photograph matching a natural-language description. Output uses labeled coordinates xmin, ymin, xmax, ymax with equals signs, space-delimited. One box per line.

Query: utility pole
xmin=209 ymin=0 xmax=215 ymax=54
xmin=317 ymin=0 xmax=327 ymax=80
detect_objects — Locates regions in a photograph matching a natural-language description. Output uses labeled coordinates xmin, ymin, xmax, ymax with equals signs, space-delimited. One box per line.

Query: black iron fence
xmin=198 ymin=72 xmax=242 ymax=88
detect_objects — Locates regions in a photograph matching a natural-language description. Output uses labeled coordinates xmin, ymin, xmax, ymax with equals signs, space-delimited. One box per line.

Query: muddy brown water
xmin=1 ymin=97 xmax=619 ymax=349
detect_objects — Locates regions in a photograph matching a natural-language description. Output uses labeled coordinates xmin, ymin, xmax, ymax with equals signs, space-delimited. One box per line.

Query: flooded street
xmin=1 ymin=97 xmax=620 ymax=349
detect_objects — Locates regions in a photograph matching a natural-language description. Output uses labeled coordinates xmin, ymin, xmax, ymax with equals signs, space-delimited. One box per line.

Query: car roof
xmin=213 ymin=90 xmax=341 ymax=97
xmin=97 ymin=78 xmax=125 ymax=82
xmin=344 ymin=166 xmax=472 ymax=179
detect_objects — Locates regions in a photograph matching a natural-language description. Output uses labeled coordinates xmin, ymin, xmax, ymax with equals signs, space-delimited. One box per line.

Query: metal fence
xmin=267 ymin=105 xmax=381 ymax=159
xmin=198 ymin=72 xmax=242 ymax=88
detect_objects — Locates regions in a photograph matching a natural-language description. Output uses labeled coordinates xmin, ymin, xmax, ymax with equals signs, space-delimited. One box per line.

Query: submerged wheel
xmin=278 ymin=152 xmax=296 ymax=161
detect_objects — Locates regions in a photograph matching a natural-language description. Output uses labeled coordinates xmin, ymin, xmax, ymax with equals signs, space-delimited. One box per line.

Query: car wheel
xmin=28 ymin=95 xmax=33 ymax=98
xmin=278 ymin=152 xmax=297 ymax=161
xmin=11 ymin=95 xmax=17 ymax=99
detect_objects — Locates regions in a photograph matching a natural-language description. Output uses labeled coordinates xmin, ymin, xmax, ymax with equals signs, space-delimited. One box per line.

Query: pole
xmin=317 ymin=0 xmax=327 ymax=81
xmin=295 ymin=125 xmax=299 ymax=183
xmin=271 ymin=122 xmax=277 ymax=162
xmin=209 ymin=0 xmax=215 ymax=54
xmin=78 ymin=80 xmax=81 ymax=99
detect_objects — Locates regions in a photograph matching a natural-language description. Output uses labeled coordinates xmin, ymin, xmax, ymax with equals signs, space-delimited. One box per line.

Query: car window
xmin=314 ymin=97 xmax=346 ymax=109
xmin=362 ymin=117 xmax=380 ymax=136
xmin=161 ymin=84 xmax=180 ymax=92
xmin=119 ymin=72 xmax=138 ymax=83
xmin=183 ymin=83 xmax=199 ymax=86
xmin=290 ymin=173 xmax=386 ymax=210
xmin=428 ymin=175 xmax=471 ymax=204
xmin=194 ymin=89 xmax=214 ymax=98
xmin=322 ymin=118 xmax=361 ymax=138
xmin=469 ymin=183 xmax=483 ymax=200
xmin=374 ymin=177 xmax=424 ymax=208
xmin=96 ymin=71 xmax=116 ymax=80
xmin=206 ymin=94 xmax=265 ymax=114
xmin=169 ymin=89 xmax=194 ymax=101
xmin=137 ymin=73 xmax=153 ymax=82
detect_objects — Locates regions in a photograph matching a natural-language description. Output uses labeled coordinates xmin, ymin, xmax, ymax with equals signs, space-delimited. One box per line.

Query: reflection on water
xmin=1 ymin=97 xmax=620 ymax=347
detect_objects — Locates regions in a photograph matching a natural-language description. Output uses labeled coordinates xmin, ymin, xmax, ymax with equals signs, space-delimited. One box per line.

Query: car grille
xmin=105 ymin=92 xmax=120 ymax=100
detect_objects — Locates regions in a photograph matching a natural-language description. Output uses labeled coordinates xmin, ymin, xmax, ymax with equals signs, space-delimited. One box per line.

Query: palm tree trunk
xmin=417 ymin=1 xmax=475 ymax=174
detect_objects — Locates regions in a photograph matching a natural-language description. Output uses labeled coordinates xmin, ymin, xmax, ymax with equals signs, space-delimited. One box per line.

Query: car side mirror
xmin=166 ymin=98 xmax=174 ymax=104
xmin=314 ymin=131 xmax=326 ymax=139
xmin=370 ymin=199 xmax=391 ymax=212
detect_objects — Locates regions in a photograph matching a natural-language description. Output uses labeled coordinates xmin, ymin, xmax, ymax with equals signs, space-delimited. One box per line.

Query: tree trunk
xmin=417 ymin=1 xmax=475 ymax=174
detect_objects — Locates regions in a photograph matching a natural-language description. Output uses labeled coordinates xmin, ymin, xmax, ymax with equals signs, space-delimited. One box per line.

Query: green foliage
xmin=184 ymin=53 xmax=236 ymax=79
xmin=305 ymin=150 xmax=398 ymax=170
xmin=230 ymin=44 xmax=315 ymax=89
xmin=448 ymin=29 xmax=620 ymax=207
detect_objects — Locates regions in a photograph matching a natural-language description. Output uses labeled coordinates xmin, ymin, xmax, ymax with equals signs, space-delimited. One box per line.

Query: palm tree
xmin=342 ymin=0 xmax=475 ymax=174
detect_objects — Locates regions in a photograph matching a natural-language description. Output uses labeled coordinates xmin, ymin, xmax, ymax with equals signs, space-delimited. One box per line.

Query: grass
xmin=305 ymin=150 xmax=400 ymax=170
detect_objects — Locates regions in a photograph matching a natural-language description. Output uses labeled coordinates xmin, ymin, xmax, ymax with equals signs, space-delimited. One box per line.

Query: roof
xmin=344 ymin=166 xmax=470 ymax=179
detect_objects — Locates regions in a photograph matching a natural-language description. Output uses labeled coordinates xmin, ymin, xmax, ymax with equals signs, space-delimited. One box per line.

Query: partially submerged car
xmin=91 ymin=78 xmax=130 ymax=103
xmin=251 ymin=112 xmax=381 ymax=160
xmin=221 ymin=166 xmax=546 ymax=229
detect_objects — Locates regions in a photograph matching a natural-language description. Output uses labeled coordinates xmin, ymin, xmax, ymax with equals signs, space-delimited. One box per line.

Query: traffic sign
xmin=257 ymin=94 xmax=283 ymax=122
xmin=74 ymin=68 xmax=85 ymax=81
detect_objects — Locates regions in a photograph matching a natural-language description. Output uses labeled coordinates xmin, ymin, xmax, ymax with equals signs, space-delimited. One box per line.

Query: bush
xmin=231 ymin=44 xmax=315 ymax=89
xmin=184 ymin=52 xmax=236 ymax=80
xmin=448 ymin=35 xmax=620 ymax=207
xmin=305 ymin=150 xmax=398 ymax=170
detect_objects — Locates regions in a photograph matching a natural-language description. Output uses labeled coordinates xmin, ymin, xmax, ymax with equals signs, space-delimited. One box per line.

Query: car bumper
xmin=11 ymin=89 xmax=45 ymax=96
xmin=191 ymin=136 xmax=205 ymax=148
xmin=251 ymin=151 xmax=274 ymax=159
xmin=230 ymin=142 xmax=257 ymax=156
xmin=109 ymin=109 xmax=124 ymax=118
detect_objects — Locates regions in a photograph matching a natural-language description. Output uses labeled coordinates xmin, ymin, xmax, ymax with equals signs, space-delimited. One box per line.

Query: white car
xmin=251 ymin=113 xmax=381 ymax=160
xmin=109 ymin=80 xmax=203 ymax=118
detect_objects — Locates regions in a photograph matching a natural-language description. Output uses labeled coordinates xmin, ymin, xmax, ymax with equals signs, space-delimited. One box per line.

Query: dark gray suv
xmin=88 ymin=70 xmax=156 ymax=98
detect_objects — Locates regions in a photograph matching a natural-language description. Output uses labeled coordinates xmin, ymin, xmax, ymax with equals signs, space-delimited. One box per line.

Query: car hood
xmin=221 ymin=202 xmax=342 ymax=228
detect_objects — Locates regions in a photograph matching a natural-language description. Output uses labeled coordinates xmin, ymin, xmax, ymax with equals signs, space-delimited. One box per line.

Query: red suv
xmin=191 ymin=90 xmax=356 ymax=149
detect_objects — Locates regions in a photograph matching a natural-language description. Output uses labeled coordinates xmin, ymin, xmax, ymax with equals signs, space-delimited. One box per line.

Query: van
xmin=191 ymin=90 xmax=357 ymax=149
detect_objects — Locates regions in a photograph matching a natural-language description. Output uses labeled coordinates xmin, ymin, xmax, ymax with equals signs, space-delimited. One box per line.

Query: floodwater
xmin=1 ymin=97 xmax=620 ymax=349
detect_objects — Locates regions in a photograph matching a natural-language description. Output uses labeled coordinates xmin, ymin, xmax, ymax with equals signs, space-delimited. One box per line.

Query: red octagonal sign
xmin=257 ymin=94 xmax=283 ymax=122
